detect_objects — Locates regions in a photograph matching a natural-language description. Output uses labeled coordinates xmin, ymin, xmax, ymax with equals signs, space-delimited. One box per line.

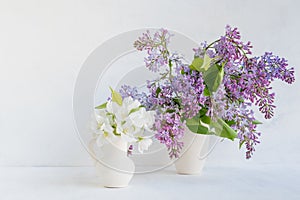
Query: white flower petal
xmin=144 ymin=111 xmax=156 ymax=129
xmin=121 ymin=133 xmax=137 ymax=143
xmin=95 ymin=109 xmax=106 ymax=123
xmin=130 ymin=108 xmax=155 ymax=130
xmin=127 ymin=99 xmax=141 ymax=112
xmin=106 ymin=101 xmax=119 ymax=114
xmin=138 ymin=138 xmax=153 ymax=153
xmin=129 ymin=108 xmax=146 ymax=128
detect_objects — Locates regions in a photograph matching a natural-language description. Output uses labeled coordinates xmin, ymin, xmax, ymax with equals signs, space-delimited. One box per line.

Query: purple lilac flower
xmin=154 ymin=112 xmax=184 ymax=158
xmin=134 ymin=29 xmax=208 ymax=157
xmin=208 ymin=84 xmax=260 ymax=159
xmin=119 ymin=85 xmax=152 ymax=110
xmin=134 ymin=29 xmax=172 ymax=72
xmin=146 ymin=81 xmax=186 ymax=158
xmin=213 ymin=26 xmax=294 ymax=119
xmin=219 ymin=26 xmax=294 ymax=158
xmin=207 ymin=85 xmax=227 ymax=120
xmin=195 ymin=25 xmax=295 ymax=158
xmin=127 ymin=144 xmax=133 ymax=156
xmin=134 ymin=26 xmax=295 ymax=160
xmin=223 ymin=53 xmax=295 ymax=119
xmin=147 ymin=81 xmax=175 ymax=108
xmin=145 ymin=57 xmax=207 ymax=157
xmin=231 ymin=103 xmax=260 ymax=159
xmin=193 ymin=41 xmax=215 ymax=58
xmin=214 ymin=25 xmax=252 ymax=63
xmin=209 ymin=88 xmax=260 ymax=159
xmin=173 ymin=65 xmax=206 ymax=118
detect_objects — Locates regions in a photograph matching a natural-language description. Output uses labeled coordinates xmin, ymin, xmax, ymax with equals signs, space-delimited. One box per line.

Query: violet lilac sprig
xmin=198 ymin=25 xmax=295 ymax=158
xmin=131 ymin=29 xmax=209 ymax=158
xmin=154 ymin=111 xmax=184 ymax=158
xmin=129 ymin=26 xmax=295 ymax=159
xmin=119 ymin=85 xmax=152 ymax=110
xmin=133 ymin=29 xmax=172 ymax=73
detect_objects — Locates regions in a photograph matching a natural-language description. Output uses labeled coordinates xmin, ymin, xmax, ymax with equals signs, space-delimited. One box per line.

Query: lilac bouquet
xmin=120 ymin=26 xmax=295 ymax=159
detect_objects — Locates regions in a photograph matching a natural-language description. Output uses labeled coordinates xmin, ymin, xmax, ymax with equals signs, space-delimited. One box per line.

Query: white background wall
xmin=0 ymin=0 xmax=299 ymax=167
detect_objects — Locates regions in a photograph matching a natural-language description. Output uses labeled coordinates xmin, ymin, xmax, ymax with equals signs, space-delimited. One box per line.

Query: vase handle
xmin=88 ymin=138 xmax=98 ymax=163
xmin=198 ymin=137 xmax=224 ymax=160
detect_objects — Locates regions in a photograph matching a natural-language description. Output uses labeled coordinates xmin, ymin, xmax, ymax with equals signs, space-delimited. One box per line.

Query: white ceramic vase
xmin=89 ymin=138 xmax=135 ymax=188
xmin=175 ymin=127 xmax=209 ymax=175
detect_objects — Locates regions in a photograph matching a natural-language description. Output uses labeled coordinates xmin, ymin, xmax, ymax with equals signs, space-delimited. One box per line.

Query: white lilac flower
xmin=137 ymin=138 xmax=153 ymax=153
xmin=92 ymin=93 xmax=155 ymax=153
xmin=129 ymin=107 xmax=155 ymax=130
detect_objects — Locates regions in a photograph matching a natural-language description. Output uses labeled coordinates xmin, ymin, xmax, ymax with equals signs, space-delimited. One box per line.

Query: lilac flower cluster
xmin=119 ymin=85 xmax=152 ymax=110
xmin=146 ymin=81 xmax=186 ymax=158
xmin=202 ymin=25 xmax=295 ymax=158
xmin=133 ymin=29 xmax=172 ymax=72
xmin=147 ymin=81 xmax=174 ymax=108
xmin=172 ymin=66 xmax=206 ymax=118
xmin=132 ymin=30 xmax=209 ymax=158
xmin=215 ymin=25 xmax=252 ymax=62
xmin=234 ymin=103 xmax=261 ymax=159
xmin=128 ymin=26 xmax=295 ymax=159
xmin=207 ymin=85 xmax=227 ymax=120
xmin=154 ymin=112 xmax=184 ymax=158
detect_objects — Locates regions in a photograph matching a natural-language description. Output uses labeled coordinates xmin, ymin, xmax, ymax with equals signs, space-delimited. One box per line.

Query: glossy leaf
xmin=252 ymin=120 xmax=263 ymax=125
xmin=109 ymin=87 xmax=122 ymax=106
xmin=95 ymin=102 xmax=107 ymax=109
xmin=203 ymin=86 xmax=211 ymax=96
xmin=203 ymin=64 xmax=224 ymax=93
xmin=201 ymin=53 xmax=213 ymax=71
xmin=186 ymin=113 xmax=237 ymax=140
xmin=239 ymin=140 xmax=245 ymax=149
xmin=186 ymin=113 xmax=209 ymax=134
xmin=199 ymin=107 xmax=208 ymax=117
xmin=129 ymin=106 xmax=141 ymax=115
xmin=212 ymin=118 xmax=237 ymax=141
xmin=155 ymin=87 xmax=161 ymax=97
xmin=189 ymin=57 xmax=203 ymax=71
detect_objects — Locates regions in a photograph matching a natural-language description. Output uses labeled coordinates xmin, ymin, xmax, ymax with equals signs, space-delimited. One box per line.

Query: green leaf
xmin=201 ymin=53 xmax=213 ymax=71
xmin=186 ymin=113 xmax=209 ymax=134
xmin=129 ymin=107 xmax=140 ymax=115
xmin=95 ymin=102 xmax=107 ymax=109
xmin=203 ymin=64 xmax=224 ymax=93
xmin=189 ymin=64 xmax=197 ymax=71
xmin=189 ymin=57 xmax=203 ymax=71
xmin=155 ymin=87 xmax=161 ymax=98
xmin=203 ymin=86 xmax=211 ymax=96
xmin=215 ymin=119 xmax=237 ymax=141
xmin=173 ymin=98 xmax=182 ymax=107
xmin=252 ymin=120 xmax=263 ymax=125
xmin=185 ymin=107 xmax=237 ymax=140
xmin=190 ymin=54 xmax=214 ymax=72
xmin=193 ymin=125 xmax=209 ymax=135
xmin=239 ymin=140 xmax=245 ymax=149
xmin=201 ymin=115 xmax=211 ymax=124
xmin=199 ymin=107 xmax=208 ymax=117
xmin=109 ymin=87 xmax=122 ymax=106
xmin=225 ymin=120 xmax=236 ymax=126
xmin=207 ymin=118 xmax=237 ymax=141
xmin=129 ymin=105 xmax=144 ymax=115
xmin=168 ymin=59 xmax=172 ymax=67
xmin=187 ymin=122 xmax=209 ymax=134
xmin=166 ymin=109 xmax=176 ymax=113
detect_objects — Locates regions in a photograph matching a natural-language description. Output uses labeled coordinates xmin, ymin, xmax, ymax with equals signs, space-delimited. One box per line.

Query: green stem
xmin=205 ymin=39 xmax=221 ymax=50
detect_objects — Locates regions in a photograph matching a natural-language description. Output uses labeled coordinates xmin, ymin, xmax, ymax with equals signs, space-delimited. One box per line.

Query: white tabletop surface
xmin=1 ymin=164 xmax=299 ymax=200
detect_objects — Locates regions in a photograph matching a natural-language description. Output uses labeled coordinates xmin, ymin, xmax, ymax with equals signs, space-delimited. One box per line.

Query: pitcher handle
xmin=198 ymin=137 xmax=224 ymax=160
xmin=88 ymin=137 xmax=98 ymax=163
